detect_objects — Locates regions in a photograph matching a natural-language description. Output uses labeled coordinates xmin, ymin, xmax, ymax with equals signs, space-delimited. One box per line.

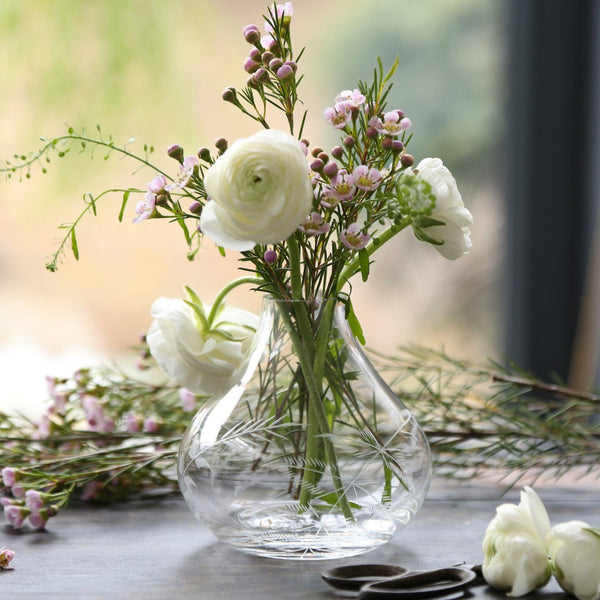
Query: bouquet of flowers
xmin=1 ymin=2 xmax=475 ymax=558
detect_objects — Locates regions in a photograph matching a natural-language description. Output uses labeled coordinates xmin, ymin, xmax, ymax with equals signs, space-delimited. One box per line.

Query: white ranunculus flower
xmin=414 ymin=157 xmax=473 ymax=260
xmin=482 ymin=487 xmax=552 ymax=597
xmin=200 ymin=129 xmax=314 ymax=251
xmin=549 ymin=521 xmax=600 ymax=600
xmin=147 ymin=298 xmax=259 ymax=396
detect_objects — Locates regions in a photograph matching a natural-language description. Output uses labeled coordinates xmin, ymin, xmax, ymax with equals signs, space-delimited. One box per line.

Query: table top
xmin=1 ymin=479 xmax=598 ymax=600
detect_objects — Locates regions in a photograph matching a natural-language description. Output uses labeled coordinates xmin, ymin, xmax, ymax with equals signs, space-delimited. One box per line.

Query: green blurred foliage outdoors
xmin=0 ymin=0 xmax=505 ymax=405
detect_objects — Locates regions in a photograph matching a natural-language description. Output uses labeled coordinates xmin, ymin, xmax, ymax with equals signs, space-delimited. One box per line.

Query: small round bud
xmin=262 ymin=51 xmax=275 ymax=65
xmin=264 ymin=249 xmax=277 ymax=264
xmin=276 ymin=64 xmax=294 ymax=81
xmin=167 ymin=144 xmax=184 ymax=164
xmin=268 ymin=57 xmax=283 ymax=70
xmin=189 ymin=200 xmax=201 ymax=214
xmin=392 ymin=140 xmax=404 ymax=153
xmin=311 ymin=147 xmax=323 ymax=158
xmin=323 ymin=162 xmax=339 ymax=178
xmin=244 ymin=57 xmax=260 ymax=74
xmin=253 ymin=67 xmax=270 ymax=84
xmin=331 ymin=145 xmax=344 ymax=159
xmin=366 ymin=126 xmax=378 ymax=138
xmin=284 ymin=60 xmax=297 ymax=72
xmin=401 ymin=153 xmax=415 ymax=167
xmin=243 ymin=24 xmax=261 ymax=45
xmin=310 ymin=158 xmax=324 ymax=172
xmin=222 ymin=87 xmax=237 ymax=103
xmin=249 ymin=47 xmax=262 ymax=61
xmin=317 ymin=152 xmax=329 ymax=164
xmin=215 ymin=137 xmax=228 ymax=152
xmin=395 ymin=109 xmax=405 ymax=119
xmin=197 ymin=147 xmax=212 ymax=162
xmin=381 ymin=137 xmax=394 ymax=150
xmin=343 ymin=136 xmax=356 ymax=148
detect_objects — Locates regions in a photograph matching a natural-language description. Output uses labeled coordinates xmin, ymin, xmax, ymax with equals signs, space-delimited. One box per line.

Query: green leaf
xmin=358 ymin=248 xmax=370 ymax=282
xmin=84 ymin=192 xmax=97 ymax=216
xmin=412 ymin=225 xmax=443 ymax=246
xmin=346 ymin=301 xmax=366 ymax=345
xmin=118 ymin=190 xmax=131 ymax=222
xmin=415 ymin=215 xmax=446 ymax=229
xmin=70 ymin=229 xmax=79 ymax=260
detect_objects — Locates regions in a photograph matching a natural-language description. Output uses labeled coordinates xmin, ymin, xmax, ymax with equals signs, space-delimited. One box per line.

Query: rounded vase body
xmin=178 ymin=298 xmax=432 ymax=559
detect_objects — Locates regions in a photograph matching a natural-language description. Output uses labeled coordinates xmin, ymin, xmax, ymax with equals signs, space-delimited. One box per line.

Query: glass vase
xmin=177 ymin=297 xmax=432 ymax=560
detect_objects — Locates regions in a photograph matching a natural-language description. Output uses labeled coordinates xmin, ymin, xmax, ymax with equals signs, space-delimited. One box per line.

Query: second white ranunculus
xmin=414 ymin=157 xmax=473 ymax=260
xmin=549 ymin=521 xmax=600 ymax=600
xmin=147 ymin=297 xmax=259 ymax=396
xmin=482 ymin=487 xmax=552 ymax=597
xmin=200 ymin=129 xmax=314 ymax=251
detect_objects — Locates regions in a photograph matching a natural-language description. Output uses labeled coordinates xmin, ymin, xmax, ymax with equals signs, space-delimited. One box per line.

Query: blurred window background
xmin=1 ymin=0 xmax=597 ymax=416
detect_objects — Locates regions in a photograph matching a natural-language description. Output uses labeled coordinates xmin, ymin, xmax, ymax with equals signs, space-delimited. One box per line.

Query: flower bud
xmin=167 ymin=144 xmax=184 ymax=164
xmin=310 ymin=159 xmax=324 ymax=172
xmin=276 ymin=64 xmax=294 ymax=81
xmin=253 ymin=67 xmax=270 ymax=84
xmin=382 ymin=137 xmax=394 ymax=150
xmin=401 ymin=153 xmax=415 ymax=167
xmin=243 ymin=57 xmax=260 ymax=74
xmin=264 ymin=249 xmax=277 ymax=264
xmin=392 ymin=140 xmax=404 ymax=153
xmin=215 ymin=138 xmax=228 ymax=153
xmin=366 ymin=126 xmax=378 ymax=138
xmin=222 ymin=87 xmax=237 ymax=103
xmin=343 ymin=136 xmax=355 ymax=148
xmin=262 ymin=51 xmax=275 ymax=65
xmin=331 ymin=145 xmax=344 ymax=159
xmin=323 ymin=162 xmax=339 ymax=178
xmin=197 ymin=147 xmax=212 ymax=162
xmin=189 ymin=200 xmax=202 ymax=214
xmin=0 ymin=548 xmax=14 ymax=569
xmin=317 ymin=152 xmax=329 ymax=164
xmin=242 ymin=24 xmax=261 ymax=45
xmin=268 ymin=57 xmax=283 ymax=71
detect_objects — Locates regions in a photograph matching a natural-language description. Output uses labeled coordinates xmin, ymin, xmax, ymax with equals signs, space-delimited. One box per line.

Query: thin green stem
xmin=207 ymin=276 xmax=263 ymax=325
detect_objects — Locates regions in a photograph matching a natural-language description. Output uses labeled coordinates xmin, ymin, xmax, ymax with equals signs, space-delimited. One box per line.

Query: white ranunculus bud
xmin=549 ymin=521 xmax=600 ymax=600
xmin=414 ymin=157 xmax=473 ymax=260
xmin=200 ymin=129 xmax=314 ymax=251
xmin=147 ymin=297 xmax=259 ymax=396
xmin=482 ymin=487 xmax=552 ymax=597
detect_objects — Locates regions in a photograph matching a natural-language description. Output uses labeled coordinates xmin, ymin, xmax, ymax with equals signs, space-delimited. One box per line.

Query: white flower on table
xmin=549 ymin=520 xmax=600 ymax=600
xmin=482 ymin=486 xmax=552 ymax=597
xmin=200 ymin=129 xmax=313 ymax=251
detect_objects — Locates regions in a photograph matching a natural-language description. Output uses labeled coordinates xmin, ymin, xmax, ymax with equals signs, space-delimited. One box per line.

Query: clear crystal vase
xmin=177 ymin=297 xmax=432 ymax=560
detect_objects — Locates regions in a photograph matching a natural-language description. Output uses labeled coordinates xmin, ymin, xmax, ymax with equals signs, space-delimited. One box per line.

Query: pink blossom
xmin=329 ymin=171 xmax=356 ymax=200
xmin=125 ymin=412 xmax=141 ymax=433
xmin=143 ymin=417 xmax=160 ymax=433
xmin=265 ymin=2 xmax=293 ymax=32
xmin=340 ymin=223 xmax=370 ymax=251
xmin=4 ymin=505 xmax=28 ymax=529
xmin=164 ymin=155 xmax=200 ymax=192
xmin=132 ymin=190 xmax=156 ymax=224
xmin=25 ymin=490 xmax=45 ymax=512
xmin=28 ymin=511 xmax=48 ymax=530
xmin=297 ymin=212 xmax=331 ymax=236
xmin=178 ymin=388 xmax=197 ymax=412
xmin=335 ymin=89 xmax=366 ymax=108
xmin=1 ymin=467 xmax=17 ymax=487
xmin=324 ymin=104 xmax=352 ymax=130
xmin=147 ymin=174 xmax=168 ymax=194
xmin=353 ymin=165 xmax=382 ymax=191
xmin=10 ymin=485 xmax=25 ymax=499
xmin=0 ymin=548 xmax=15 ymax=569
xmin=368 ymin=111 xmax=412 ymax=136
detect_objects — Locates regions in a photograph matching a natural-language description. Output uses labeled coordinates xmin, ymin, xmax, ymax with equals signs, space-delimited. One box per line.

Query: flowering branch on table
xmin=1 ymin=345 xmax=599 ymax=530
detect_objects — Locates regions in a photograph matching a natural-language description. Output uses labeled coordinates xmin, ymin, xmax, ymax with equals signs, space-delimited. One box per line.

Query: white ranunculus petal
xmin=414 ymin=157 xmax=473 ymax=260
xmin=200 ymin=129 xmax=313 ymax=250
xmin=147 ymin=298 xmax=259 ymax=396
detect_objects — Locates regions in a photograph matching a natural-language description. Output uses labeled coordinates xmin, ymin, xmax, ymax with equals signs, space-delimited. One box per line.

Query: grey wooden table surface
xmin=1 ymin=480 xmax=598 ymax=600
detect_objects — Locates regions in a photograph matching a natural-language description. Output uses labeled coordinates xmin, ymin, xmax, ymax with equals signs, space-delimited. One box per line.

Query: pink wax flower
xmin=329 ymin=171 xmax=356 ymax=200
xmin=165 ymin=155 xmax=200 ymax=192
xmin=4 ymin=505 xmax=28 ymax=529
xmin=28 ymin=510 xmax=48 ymax=530
xmin=147 ymin=174 xmax=168 ymax=194
xmin=297 ymin=212 xmax=331 ymax=236
xmin=143 ymin=417 xmax=160 ymax=433
xmin=25 ymin=490 xmax=45 ymax=512
xmin=353 ymin=165 xmax=382 ymax=191
xmin=1 ymin=467 xmax=17 ymax=487
xmin=340 ymin=223 xmax=370 ymax=251
xmin=265 ymin=2 xmax=293 ymax=32
xmin=335 ymin=89 xmax=366 ymax=108
xmin=125 ymin=412 xmax=141 ymax=433
xmin=178 ymin=388 xmax=197 ymax=412
xmin=0 ymin=548 xmax=15 ymax=569
xmin=132 ymin=190 xmax=156 ymax=224
xmin=324 ymin=104 xmax=352 ymax=130
xmin=368 ymin=111 xmax=412 ymax=136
